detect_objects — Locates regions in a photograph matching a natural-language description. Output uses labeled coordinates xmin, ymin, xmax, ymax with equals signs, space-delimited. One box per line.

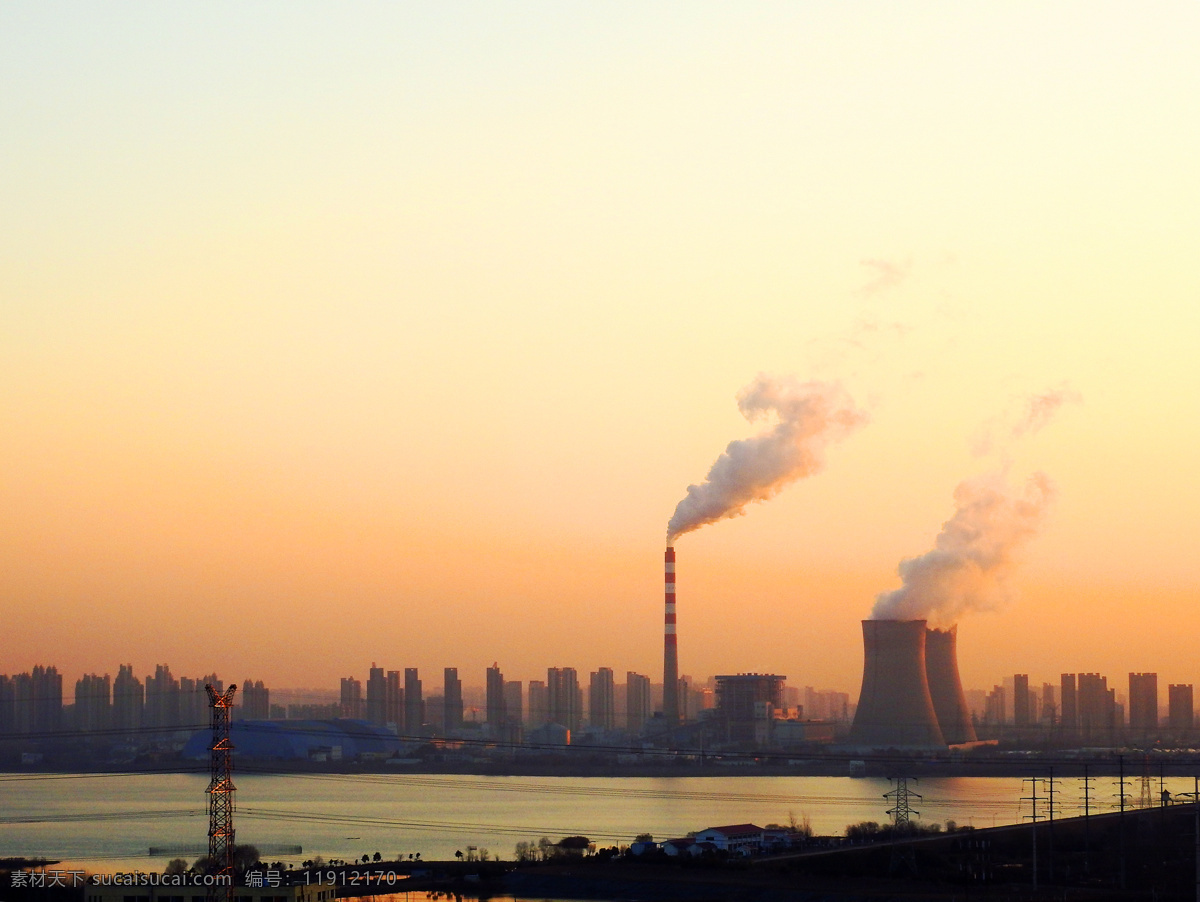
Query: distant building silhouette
xmin=385 ymin=670 xmax=403 ymax=728
xmin=1040 ymin=682 xmax=1057 ymax=726
xmin=113 ymin=664 xmax=143 ymax=733
xmin=985 ymin=685 xmax=1006 ymax=725
xmin=1169 ymin=684 xmax=1194 ymax=732
xmin=74 ymin=673 xmax=111 ymax=732
xmin=626 ymin=672 xmax=651 ymax=734
xmin=404 ymin=668 xmax=423 ymax=734
xmin=1078 ymin=672 xmax=1114 ymax=741
xmin=443 ymin=667 xmax=464 ymax=732
xmin=1060 ymin=673 xmax=1077 ymax=733
xmin=1013 ymin=674 xmax=1030 ymax=726
xmin=547 ymin=667 xmax=582 ymax=733
xmin=145 ymin=665 xmax=180 ymax=729
xmin=503 ymin=680 xmax=523 ymax=738
xmin=486 ymin=664 xmax=506 ymax=725
xmin=340 ymin=676 xmax=363 ymax=719
xmin=589 ymin=667 xmax=615 ymax=730
xmin=527 ymin=679 xmax=549 ymax=727
xmin=1129 ymin=672 xmax=1158 ymax=734
xmin=241 ymin=679 xmax=270 ymax=720
xmin=366 ymin=665 xmax=387 ymax=725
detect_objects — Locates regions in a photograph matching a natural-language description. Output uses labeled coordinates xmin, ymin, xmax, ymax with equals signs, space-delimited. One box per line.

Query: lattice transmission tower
xmin=206 ymin=683 xmax=238 ymax=902
xmin=885 ymin=776 xmax=921 ymax=875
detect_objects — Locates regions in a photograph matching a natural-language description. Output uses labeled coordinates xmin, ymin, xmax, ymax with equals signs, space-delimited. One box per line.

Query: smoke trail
xmin=972 ymin=385 xmax=1082 ymax=456
xmin=1011 ymin=386 xmax=1083 ymax=439
xmin=870 ymin=472 xmax=1055 ymax=623
xmin=666 ymin=375 xmax=865 ymax=544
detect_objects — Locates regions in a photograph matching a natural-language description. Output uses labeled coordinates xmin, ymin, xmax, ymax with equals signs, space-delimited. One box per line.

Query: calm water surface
xmin=1 ymin=771 xmax=1172 ymax=874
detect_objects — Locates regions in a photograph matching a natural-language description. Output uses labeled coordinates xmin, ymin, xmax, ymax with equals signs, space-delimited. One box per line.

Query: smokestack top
xmin=665 ymin=546 xmax=675 ymax=562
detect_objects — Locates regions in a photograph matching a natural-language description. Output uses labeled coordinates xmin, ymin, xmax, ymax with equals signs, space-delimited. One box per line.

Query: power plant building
xmin=715 ymin=673 xmax=785 ymax=743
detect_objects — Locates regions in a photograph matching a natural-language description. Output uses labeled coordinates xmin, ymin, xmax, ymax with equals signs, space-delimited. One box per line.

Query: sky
xmin=3 ymin=3 xmax=1200 ymax=701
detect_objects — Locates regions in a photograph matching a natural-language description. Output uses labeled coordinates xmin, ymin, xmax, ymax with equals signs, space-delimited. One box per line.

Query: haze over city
xmin=4 ymin=3 xmax=1200 ymax=701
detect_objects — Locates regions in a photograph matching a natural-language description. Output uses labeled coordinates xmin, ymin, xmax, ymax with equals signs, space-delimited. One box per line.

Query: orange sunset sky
xmin=3 ymin=3 xmax=1199 ymax=700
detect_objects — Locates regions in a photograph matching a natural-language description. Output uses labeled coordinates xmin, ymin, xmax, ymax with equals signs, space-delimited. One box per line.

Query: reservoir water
xmin=0 ymin=770 xmax=1177 ymax=874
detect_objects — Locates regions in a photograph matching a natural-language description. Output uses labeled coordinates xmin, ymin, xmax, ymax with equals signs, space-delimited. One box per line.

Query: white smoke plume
xmin=870 ymin=471 xmax=1055 ymax=623
xmin=666 ymin=375 xmax=866 ymax=545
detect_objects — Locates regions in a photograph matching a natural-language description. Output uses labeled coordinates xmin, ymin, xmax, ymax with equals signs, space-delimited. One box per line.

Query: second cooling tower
xmin=924 ymin=625 xmax=978 ymax=745
xmin=848 ymin=619 xmax=946 ymax=748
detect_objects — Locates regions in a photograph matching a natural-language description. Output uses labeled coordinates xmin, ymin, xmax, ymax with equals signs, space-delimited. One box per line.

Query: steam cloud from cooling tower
xmin=870 ymin=471 xmax=1055 ymax=624
xmin=666 ymin=375 xmax=866 ymax=544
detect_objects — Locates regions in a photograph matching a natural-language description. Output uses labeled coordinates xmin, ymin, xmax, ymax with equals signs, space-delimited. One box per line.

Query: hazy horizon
xmin=4 ymin=4 xmax=1199 ymax=697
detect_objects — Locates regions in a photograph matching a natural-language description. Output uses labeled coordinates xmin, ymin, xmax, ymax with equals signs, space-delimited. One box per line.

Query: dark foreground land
xmin=5 ymin=805 xmax=1198 ymax=902
xmin=350 ymin=803 xmax=1200 ymax=901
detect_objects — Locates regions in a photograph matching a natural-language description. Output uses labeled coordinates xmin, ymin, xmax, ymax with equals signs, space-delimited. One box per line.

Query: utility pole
xmin=1194 ymin=774 xmax=1199 ymax=902
xmin=885 ymin=776 xmax=920 ymax=876
xmin=1022 ymin=777 xmax=1043 ymax=891
xmin=1047 ymin=767 xmax=1057 ymax=883
xmin=1117 ymin=754 xmax=1128 ymax=889
xmin=1082 ymin=763 xmax=1093 ymax=875
xmin=206 ymin=682 xmax=238 ymax=902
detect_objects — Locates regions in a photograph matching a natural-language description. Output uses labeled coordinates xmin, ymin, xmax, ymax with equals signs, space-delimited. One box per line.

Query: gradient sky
xmin=3 ymin=3 xmax=1199 ymax=700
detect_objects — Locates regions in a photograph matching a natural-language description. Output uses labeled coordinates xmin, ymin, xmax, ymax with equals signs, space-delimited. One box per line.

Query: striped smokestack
xmin=663 ymin=546 xmax=679 ymax=728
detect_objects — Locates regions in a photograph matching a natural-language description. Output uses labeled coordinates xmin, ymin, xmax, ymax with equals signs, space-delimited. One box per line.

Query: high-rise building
xmin=385 ymin=671 xmax=403 ymax=728
xmin=527 ymin=680 xmax=549 ymax=726
xmin=181 ymin=674 xmax=220 ymax=727
xmin=1040 ymin=683 xmax=1057 ymax=725
xmin=1169 ymin=684 xmax=1194 ymax=732
xmin=503 ymin=680 xmax=523 ymax=726
xmin=241 ymin=680 xmax=270 ymax=719
xmin=1060 ymin=673 xmax=1077 ymax=732
xmin=0 ymin=676 xmax=15 ymax=734
xmin=145 ymin=665 xmax=180 ymax=729
xmin=404 ymin=668 xmax=423 ymax=734
xmin=626 ymin=672 xmax=651 ymax=734
xmin=985 ymin=685 xmax=1006 ymax=725
xmin=74 ymin=673 xmax=111 ymax=732
xmin=1078 ymin=673 xmax=1113 ymax=740
xmin=113 ymin=665 xmax=143 ymax=733
xmin=340 ymin=677 xmax=363 ymax=719
xmin=486 ymin=664 xmax=506 ymax=725
xmin=1129 ymin=673 xmax=1158 ymax=733
xmin=589 ymin=667 xmax=615 ymax=730
xmin=444 ymin=668 xmax=464 ymax=733
xmin=1013 ymin=674 xmax=1030 ymax=726
xmin=548 ymin=667 xmax=582 ymax=733
xmin=366 ymin=665 xmax=387 ymax=725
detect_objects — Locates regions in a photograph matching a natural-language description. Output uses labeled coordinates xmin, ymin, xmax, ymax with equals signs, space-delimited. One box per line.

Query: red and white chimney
xmin=663 ymin=546 xmax=679 ymax=727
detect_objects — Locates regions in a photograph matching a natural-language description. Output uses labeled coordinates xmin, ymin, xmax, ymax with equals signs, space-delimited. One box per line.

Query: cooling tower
xmin=924 ymin=626 xmax=978 ymax=745
xmin=848 ymin=619 xmax=946 ymax=748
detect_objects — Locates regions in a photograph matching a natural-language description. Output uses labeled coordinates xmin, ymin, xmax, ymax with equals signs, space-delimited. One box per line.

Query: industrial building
xmin=714 ymin=673 xmax=785 ymax=743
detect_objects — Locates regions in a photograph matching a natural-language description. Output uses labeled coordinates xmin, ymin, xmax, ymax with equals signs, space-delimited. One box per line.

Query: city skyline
xmin=4 ymin=5 xmax=1200 ymax=695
